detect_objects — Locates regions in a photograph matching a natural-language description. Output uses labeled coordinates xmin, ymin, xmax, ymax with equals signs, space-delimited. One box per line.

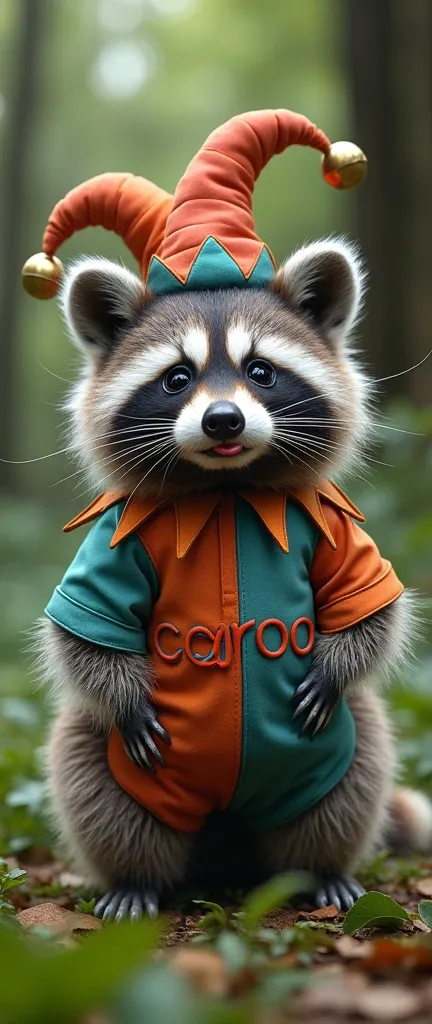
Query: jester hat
xmin=22 ymin=109 xmax=366 ymax=299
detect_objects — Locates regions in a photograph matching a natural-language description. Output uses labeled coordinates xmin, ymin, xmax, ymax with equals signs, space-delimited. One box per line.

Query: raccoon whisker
xmin=372 ymin=349 xmax=432 ymax=386
xmin=268 ymin=440 xmax=294 ymax=467
xmin=85 ymin=424 xmax=176 ymax=443
xmin=111 ymin=412 xmax=176 ymax=423
xmin=52 ymin=434 xmax=174 ymax=489
xmin=121 ymin=444 xmax=180 ymax=511
xmin=36 ymin=359 xmax=74 ymax=384
xmin=114 ymin=441 xmax=176 ymax=487
xmin=0 ymin=446 xmax=82 ymax=465
xmin=275 ymin=414 xmax=421 ymax=436
xmin=271 ymin=441 xmax=324 ymax=480
xmin=273 ymin=430 xmax=392 ymax=468
xmin=275 ymin=434 xmax=379 ymax=486
xmin=272 ymin=393 xmax=339 ymax=416
xmin=158 ymin=450 xmax=180 ymax=496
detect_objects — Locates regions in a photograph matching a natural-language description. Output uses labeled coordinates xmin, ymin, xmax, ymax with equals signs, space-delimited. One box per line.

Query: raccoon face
xmin=62 ymin=239 xmax=369 ymax=499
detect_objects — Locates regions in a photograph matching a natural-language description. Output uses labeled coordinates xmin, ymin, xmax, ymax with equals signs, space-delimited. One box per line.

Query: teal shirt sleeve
xmin=45 ymin=503 xmax=158 ymax=654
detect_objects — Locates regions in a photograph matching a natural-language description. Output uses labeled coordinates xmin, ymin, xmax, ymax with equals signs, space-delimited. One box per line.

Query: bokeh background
xmin=0 ymin=0 xmax=431 ymax=856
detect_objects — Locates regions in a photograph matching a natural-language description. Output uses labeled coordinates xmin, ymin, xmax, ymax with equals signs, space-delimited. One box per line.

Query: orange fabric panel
xmin=107 ymin=498 xmax=242 ymax=832
xmin=42 ymin=173 xmax=173 ymax=277
xmin=311 ymin=504 xmax=403 ymax=634
xmin=160 ymin=110 xmax=329 ymax=281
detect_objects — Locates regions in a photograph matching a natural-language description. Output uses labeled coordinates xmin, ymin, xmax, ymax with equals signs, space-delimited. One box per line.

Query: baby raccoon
xmin=29 ymin=108 xmax=430 ymax=921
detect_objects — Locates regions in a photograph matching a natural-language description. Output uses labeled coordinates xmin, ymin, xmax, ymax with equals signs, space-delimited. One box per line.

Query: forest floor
xmin=6 ymin=847 xmax=432 ymax=1022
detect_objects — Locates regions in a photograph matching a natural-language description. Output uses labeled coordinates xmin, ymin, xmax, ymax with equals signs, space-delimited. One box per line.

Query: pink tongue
xmin=212 ymin=443 xmax=244 ymax=457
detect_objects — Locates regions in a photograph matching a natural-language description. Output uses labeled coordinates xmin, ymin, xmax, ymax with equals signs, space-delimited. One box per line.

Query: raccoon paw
xmin=120 ymin=709 xmax=171 ymax=773
xmin=94 ymin=886 xmax=159 ymax=922
xmin=293 ymin=672 xmax=339 ymax=737
xmin=314 ymin=876 xmax=365 ymax=912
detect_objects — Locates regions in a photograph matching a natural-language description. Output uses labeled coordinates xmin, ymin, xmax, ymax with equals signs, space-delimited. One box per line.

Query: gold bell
xmin=21 ymin=252 xmax=64 ymax=299
xmin=321 ymin=141 xmax=367 ymax=190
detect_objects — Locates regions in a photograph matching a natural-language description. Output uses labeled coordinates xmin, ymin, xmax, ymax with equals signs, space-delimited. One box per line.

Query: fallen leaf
xmin=358 ymin=983 xmax=422 ymax=1020
xmin=415 ymin=876 xmax=432 ymax=897
xmin=361 ymin=937 xmax=432 ymax=973
xmin=412 ymin=917 xmax=430 ymax=933
xmin=297 ymin=969 xmax=367 ymax=1014
xmin=170 ymin=948 xmax=230 ymax=996
xmin=309 ymin=904 xmax=340 ymax=920
xmin=335 ymin=935 xmax=374 ymax=959
xmin=17 ymin=902 xmax=101 ymax=934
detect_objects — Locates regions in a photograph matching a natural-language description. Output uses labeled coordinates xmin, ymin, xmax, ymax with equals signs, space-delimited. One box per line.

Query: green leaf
xmin=193 ymin=900 xmax=227 ymax=922
xmin=216 ymin=931 xmax=248 ymax=974
xmin=343 ymin=891 xmax=410 ymax=935
xmin=193 ymin=900 xmax=228 ymax=931
xmin=76 ymin=897 xmax=96 ymax=914
xmin=0 ymin=915 xmax=161 ymax=1021
xmin=112 ymin=965 xmax=201 ymax=1024
xmin=418 ymin=899 xmax=432 ymax=928
xmin=242 ymin=872 xmax=313 ymax=932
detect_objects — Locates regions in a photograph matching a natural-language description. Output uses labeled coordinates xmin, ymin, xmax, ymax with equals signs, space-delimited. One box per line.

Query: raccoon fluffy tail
xmin=385 ymin=787 xmax=432 ymax=855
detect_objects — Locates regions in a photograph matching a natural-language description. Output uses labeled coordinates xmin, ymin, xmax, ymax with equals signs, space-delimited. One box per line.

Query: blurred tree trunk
xmin=0 ymin=0 xmax=45 ymax=491
xmin=345 ymin=0 xmax=432 ymax=404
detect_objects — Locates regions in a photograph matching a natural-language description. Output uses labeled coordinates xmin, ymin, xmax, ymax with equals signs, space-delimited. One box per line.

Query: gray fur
xmin=313 ymin=590 xmax=416 ymax=697
xmin=47 ymin=690 xmax=395 ymax=892
xmin=34 ymin=618 xmax=155 ymax=728
xmin=262 ymin=690 xmax=396 ymax=875
xmin=46 ymin=707 xmax=192 ymax=891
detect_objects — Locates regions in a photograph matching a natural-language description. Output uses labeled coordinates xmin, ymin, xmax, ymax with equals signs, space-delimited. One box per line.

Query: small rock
xmin=17 ymin=902 xmax=101 ymax=934
xmin=415 ymin=877 xmax=432 ymax=898
xmin=358 ymin=983 xmax=422 ymax=1020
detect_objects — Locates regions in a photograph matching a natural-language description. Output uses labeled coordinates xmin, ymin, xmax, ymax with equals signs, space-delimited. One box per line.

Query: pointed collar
xmin=64 ymin=481 xmax=365 ymax=559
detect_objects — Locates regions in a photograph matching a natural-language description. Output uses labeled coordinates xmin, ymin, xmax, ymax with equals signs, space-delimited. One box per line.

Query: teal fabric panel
xmin=229 ymin=497 xmax=356 ymax=832
xmin=146 ymin=239 xmax=275 ymax=294
xmin=45 ymin=502 xmax=159 ymax=654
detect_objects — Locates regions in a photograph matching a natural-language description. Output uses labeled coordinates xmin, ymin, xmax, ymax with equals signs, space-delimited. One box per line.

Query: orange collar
xmin=64 ymin=481 xmax=364 ymax=559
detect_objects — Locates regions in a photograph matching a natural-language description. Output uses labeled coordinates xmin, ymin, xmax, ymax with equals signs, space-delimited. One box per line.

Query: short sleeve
xmin=45 ymin=503 xmax=159 ymax=653
xmin=311 ymin=504 xmax=403 ymax=634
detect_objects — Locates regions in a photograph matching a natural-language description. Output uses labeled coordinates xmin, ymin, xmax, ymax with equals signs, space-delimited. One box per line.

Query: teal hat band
xmin=147 ymin=237 xmax=276 ymax=296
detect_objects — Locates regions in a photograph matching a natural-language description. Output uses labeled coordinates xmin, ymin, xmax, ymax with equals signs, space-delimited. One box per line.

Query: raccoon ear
xmin=272 ymin=239 xmax=365 ymax=345
xmin=61 ymin=258 xmax=146 ymax=360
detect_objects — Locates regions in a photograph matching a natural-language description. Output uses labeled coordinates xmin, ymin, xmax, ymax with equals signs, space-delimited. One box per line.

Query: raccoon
xmin=29 ymin=109 xmax=431 ymax=921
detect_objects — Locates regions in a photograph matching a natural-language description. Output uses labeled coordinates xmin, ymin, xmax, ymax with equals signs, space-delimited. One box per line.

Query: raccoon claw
xmin=293 ymin=673 xmax=339 ymax=737
xmin=119 ymin=709 xmax=170 ymax=772
xmin=314 ymin=876 xmax=365 ymax=912
xmin=94 ymin=886 xmax=159 ymax=922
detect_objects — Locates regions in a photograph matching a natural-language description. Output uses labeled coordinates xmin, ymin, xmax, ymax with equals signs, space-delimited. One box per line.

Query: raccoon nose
xmin=202 ymin=401 xmax=246 ymax=440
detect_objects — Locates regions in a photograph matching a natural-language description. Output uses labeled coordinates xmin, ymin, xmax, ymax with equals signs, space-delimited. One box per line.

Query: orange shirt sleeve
xmin=311 ymin=504 xmax=403 ymax=634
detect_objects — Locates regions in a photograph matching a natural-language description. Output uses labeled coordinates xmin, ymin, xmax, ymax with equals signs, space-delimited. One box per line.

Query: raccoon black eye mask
xmin=26 ymin=109 xmax=428 ymax=923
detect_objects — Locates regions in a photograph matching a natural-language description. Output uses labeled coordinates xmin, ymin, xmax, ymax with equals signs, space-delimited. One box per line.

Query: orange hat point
xmin=22 ymin=110 xmax=366 ymax=298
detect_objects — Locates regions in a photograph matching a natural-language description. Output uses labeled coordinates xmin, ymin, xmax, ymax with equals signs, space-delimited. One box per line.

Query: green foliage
xmin=0 ymin=917 xmax=161 ymax=1024
xmin=418 ymin=900 xmax=432 ymax=928
xmin=343 ymin=892 xmax=411 ymax=935
xmin=0 ymin=859 xmax=26 ymax=915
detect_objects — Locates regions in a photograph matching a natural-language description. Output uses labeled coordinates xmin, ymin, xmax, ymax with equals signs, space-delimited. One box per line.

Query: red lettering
xmin=185 ymin=625 xmax=216 ymax=665
xmin=185 ymin=625 xmax=232 ymax=668
xmin=214 ymin=624 xmax=233 ymax=668
xmin=231 ymin=620 xmax=255 ymax=663
xmin=154 ymin=622 xmax=182 ymax=663
xmin=256 ymin=618 xmax=288 ymax=658
xmin=290 ymin=617 xmax=314 ymax=655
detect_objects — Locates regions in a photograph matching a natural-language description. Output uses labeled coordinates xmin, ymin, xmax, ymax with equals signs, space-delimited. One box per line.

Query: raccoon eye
xmin=247 ymin=359 xmax=276 ymax=388
xmin=163 ymin=364 xmax=194 ymax=394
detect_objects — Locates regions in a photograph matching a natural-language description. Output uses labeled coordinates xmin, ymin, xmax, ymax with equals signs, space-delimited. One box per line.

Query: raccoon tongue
xmin=212 ymin=443 xmax=244 ymax=456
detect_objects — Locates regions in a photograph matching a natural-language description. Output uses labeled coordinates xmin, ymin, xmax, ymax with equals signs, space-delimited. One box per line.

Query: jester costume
xmin=24 ymin=109 xmax=401 ymax=834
